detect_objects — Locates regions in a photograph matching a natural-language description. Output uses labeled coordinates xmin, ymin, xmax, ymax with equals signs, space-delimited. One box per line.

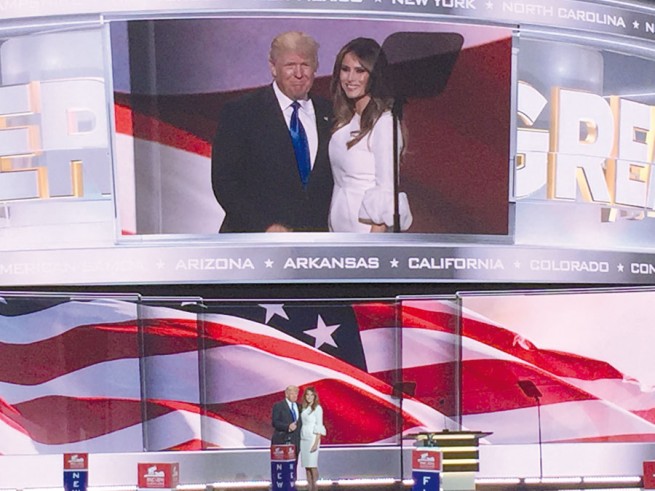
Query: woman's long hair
xmin=301 ymin=386 xmax=320 ymax=412
xmin=330 ymin=37 xmax=394 ymax=149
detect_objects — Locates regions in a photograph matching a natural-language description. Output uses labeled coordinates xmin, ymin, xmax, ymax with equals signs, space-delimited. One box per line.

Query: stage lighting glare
xmin=475 ymin=478 xmax=522 ymax=484
xmin=524 ymin=477 xmax=582 ymax=484
xmin=176 ymin=485 xmax=208 ymax=491
xmin=335 ymin=478 xmax=397 ymax=486
xmin=582 ymin=476 xmax=642 ymax=483
xmin=208 ymin=481 xmax=269 ymax=489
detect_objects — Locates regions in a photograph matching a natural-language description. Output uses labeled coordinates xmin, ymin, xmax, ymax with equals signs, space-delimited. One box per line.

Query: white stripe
xmin=0 ymin=415 xmax=37 ymax=454
xmin=0 ymin=299 xmax=138 ymax=344
xmin=561 ymin=377 xmax=655 ymax=412
xmin=0 ymin=358 xmax=141 ymax=403
xmin=462 ymin=399 xmax=655 ymax=444
xmin=198 ymin=414 xmax=270 ymax=449
xmin=2 ymin=351 xmax=203 ymax=404
xmin=146 ymin=351 xmax=200 ymax=402
xmin=362 ymin=327 xmax=529 ymax=372
xmin=0 ymin=409 xmax=268 ymax=454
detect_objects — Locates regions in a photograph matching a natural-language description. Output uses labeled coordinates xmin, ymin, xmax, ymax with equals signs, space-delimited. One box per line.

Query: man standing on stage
xmin=272 ymin=385 xmax=302 ymax=456
xmin=211 ymin=31 xmax=333 ymax=233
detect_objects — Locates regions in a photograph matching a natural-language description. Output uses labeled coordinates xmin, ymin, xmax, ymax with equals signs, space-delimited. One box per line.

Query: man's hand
xmin=288 ymin=422 xmax=297 ymax=432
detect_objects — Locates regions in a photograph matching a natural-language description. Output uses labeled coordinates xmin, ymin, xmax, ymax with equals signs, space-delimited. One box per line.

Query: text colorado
xmin=529 ymin=259 xmax=609 ymax=272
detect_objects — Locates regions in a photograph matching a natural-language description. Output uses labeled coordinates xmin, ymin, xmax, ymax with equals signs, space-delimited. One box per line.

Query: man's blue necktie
xmin=290 ymin=101 xmax=311 ymax=189
xmin=291 ymin=403 xmax=297 ymax=422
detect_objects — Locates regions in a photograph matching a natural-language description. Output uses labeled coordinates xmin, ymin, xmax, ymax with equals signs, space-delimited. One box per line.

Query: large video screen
xmin=3 ymin=3 xmax=655 ymax=286
xmin=111 ymin=17 xmax=512 ymax=236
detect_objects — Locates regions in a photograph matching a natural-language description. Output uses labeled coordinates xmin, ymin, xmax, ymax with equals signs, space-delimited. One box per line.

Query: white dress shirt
xmin=273 ymin=81 xmax=319 ymax=168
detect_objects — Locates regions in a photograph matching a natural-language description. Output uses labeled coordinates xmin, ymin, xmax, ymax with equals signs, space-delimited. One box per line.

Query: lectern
xmin=270 ymin=444 xmax=296 ymax=491
xmin=409 ymin=431 xmax=491 ymax=491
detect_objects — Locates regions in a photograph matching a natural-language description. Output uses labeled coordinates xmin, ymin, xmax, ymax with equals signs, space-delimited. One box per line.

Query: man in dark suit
xmin=212 ymin=31 xmax=333 ymax=232
xmin=271 ymin=385 xmax=302 ymax=456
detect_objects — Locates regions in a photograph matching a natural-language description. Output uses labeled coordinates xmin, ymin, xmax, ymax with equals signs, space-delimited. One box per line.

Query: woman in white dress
xmin=328 ymin=37 xmax=412 ymax=233
xmin=299 ymin=386 xmax=326 ymax=491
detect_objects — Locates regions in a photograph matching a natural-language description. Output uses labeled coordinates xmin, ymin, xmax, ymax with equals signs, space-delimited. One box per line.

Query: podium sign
xmin=644 ymin=461 xmax=655 ymax=489
xmin=63 ymin=453 xmax=88 ymax=491
xmin=137 ymin=463 xmax=180 ymax=490
xmin=271 ymin=444 xmax=296 ymax=491
xmin=412 ymin=448 xmax=441 ymax=491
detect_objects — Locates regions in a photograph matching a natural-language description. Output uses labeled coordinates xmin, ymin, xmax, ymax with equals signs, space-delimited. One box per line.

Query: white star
xmin=265 ymin=259 xmax=274 ymax=268
xmin=304 ymin=315 xmax=340 ymax=349
xmin=259 ymin=304 xmax=289 ymax=323
xmin=486 ymin=0 xmax=494 ymax=9
xmin=633 ymin=20 xmax=640 ymax=29
xmin=617 ymin=263 xmax=624 ymax=272
xmin=156 ymin=260 xmax=165 ymax=269
xmin=390 ymin=258 xmax=399 ymax=268
xmin=514 ymin=261 xmax=521 ymax=269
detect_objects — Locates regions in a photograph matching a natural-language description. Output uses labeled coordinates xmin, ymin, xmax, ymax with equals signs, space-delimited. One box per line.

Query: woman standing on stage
xmin=328 ymin=37 xmax=412 ymax=233
xmin=299 ymin=386 xmax=326 ymax=491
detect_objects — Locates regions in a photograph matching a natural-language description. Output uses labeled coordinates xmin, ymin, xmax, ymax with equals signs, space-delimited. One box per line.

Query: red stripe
xmin=114 ymin=104 xmax=212 ymax=157
xmin=0 ymin=319 xmax=202 ymax=385
xmin=208 ymin=378 xmax=420 ymax=445
xmin=352 ymin=303 xmax=399 ymax=332
xmin=10 ymin=397 xmax=203 ymax=445
xmin=553 ymin=434 xmax=655 ymax=443
xmin=461 ymin=359 xmax=595 ymax=414
xmin=0 ymin=323 xmax=139 ymax=385
xmin=12 ymin=397 xmax=143 ymax=444
xmin=166 ymin=439 xmax=206 ymax=450
xmin=461 ymin=315 xmax=623 ymax=381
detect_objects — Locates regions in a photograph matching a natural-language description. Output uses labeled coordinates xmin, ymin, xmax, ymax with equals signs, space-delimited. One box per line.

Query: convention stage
xmin=0 ymin=443 xmax=650 ymax=491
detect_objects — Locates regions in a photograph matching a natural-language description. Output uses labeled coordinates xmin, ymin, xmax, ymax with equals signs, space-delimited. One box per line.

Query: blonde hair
xmin=270 ymin=31 xmax=319 ymax=69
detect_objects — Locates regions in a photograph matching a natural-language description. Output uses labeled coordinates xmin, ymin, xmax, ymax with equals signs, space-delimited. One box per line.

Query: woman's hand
xmin=310 ymin=443 xmax=319 ymax=453
xmin=370 ymin=223 xmax=387 ymax=233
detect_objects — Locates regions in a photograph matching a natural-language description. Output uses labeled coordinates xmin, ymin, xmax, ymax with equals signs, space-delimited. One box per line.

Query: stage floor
xmin=0 ymin=443 xmax=650 ymax=491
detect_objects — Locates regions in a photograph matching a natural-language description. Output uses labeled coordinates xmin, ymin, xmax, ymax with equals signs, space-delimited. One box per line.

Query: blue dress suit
xmin=212 ymin=85 xmax=333 ymax=233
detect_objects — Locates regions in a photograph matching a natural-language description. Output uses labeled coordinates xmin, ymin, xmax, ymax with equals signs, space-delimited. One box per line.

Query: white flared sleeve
xmin=314 ymin=405 xmax=327 ymax=436
xmin=358 ymin=111 xmax=413 ymax=231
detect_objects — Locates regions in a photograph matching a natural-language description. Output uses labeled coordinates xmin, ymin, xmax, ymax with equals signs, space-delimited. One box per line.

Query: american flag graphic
xmin=1 ymin=292 xmax=655 ymax=455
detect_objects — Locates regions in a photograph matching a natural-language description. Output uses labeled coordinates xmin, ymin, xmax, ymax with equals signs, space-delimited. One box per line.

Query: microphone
xmin=438 ymin=397 xmax=448 ymax=431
